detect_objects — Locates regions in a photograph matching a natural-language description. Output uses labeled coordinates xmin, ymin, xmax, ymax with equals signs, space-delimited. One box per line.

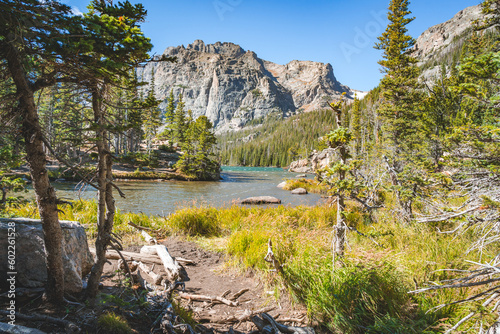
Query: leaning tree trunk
xmin=85 ymin=84 xmax=116 ymax=302
xmin=5 ymin=44 xmax=65 ymax=303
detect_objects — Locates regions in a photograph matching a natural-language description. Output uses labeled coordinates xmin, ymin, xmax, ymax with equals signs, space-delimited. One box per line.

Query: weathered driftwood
xmin=141 ymin=230 xmax=158 ymax=245
xmin=128 ymin=221 xmax=157 ymax=232
xmin=230 ymin=288 xmax=249 ymax=301
xmin=155 ymin=245 xmax=181 ymax=281
xmin=138 ymin=261 xmax=163 ymax=285
xmin=141 ymin=245 xmax=196 ymax=266
xmin=202 ymin=306 xmax=276 ymax=324
xmin=90 ymin=247 xmax=163 ymax=265
xmin=252 ymin=312 xmax=315 ymax=334
xmin=178 ymin=291 xmax=239 ymax=307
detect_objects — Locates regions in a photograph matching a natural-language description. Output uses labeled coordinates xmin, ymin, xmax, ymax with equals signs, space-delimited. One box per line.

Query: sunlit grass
xmin=1 ymin=198 xmax=492 ymax=333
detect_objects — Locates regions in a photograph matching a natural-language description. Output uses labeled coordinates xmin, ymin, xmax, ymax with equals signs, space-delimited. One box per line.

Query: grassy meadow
xmin=1 ymin=194 xmax=493 ymax=333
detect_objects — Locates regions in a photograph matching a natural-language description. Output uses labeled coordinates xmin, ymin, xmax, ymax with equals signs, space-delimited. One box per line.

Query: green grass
xmin=283 ymin=178 xmax=325 ymax=194
xmin=1 ymin=199 xmax=494 ymax=333
xmin=97 ymin=312 xmax=133 ymax=334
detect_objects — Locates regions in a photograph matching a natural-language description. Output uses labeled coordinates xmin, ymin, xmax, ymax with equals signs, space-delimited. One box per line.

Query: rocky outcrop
xmin=289 ymin=148 xmax=336 ymax=173
xmin=138 ymin=40 xmax=353 ymax=133
xmin=288 ymin=159 xmax=313 ymax=173
xmin=238 ymin=196 xmax=282 ymax=205
xmin=413 ymin=5 xmax=493 ymax=81
xmin=0 ymin=218 xmax=93 ymax=294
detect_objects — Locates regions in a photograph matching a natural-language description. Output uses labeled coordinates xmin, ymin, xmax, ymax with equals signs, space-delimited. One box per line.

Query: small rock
xmin=277 ymin=181 xmax=287 ymax=189
xmin=291 ymin=188 xmax=308 ymax=195
xmin=296 ymin=174 xmax=307 ymax=178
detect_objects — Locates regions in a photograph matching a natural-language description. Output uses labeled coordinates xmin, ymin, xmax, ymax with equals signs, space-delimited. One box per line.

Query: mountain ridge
xmin=139 ymin=39 xmax=353 ymax=133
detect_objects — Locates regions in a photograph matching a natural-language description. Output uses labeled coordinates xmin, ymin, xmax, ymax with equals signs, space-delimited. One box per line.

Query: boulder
xmin=296 ymin=174 xmax=307 ymax=178
xmin=238 ymin=196 xmax=281 ymax=205
xmin=0 ymin=322 xmax=46 ymax=334
xmin=277 ymin=181 xmax=287 ymax=189
xmin=291 ymin=188 xmax=308 ymax=195
xmin=0 ymin=218 xmax=94 ymax=294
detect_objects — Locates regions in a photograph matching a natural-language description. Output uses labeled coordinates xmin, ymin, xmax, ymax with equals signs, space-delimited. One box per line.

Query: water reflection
xmin=28 ymin=167 xmax=323 ymax=216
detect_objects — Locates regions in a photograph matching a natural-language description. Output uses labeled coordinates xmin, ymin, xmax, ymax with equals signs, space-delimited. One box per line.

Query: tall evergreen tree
xmin=0 ymin=0 xmax=78 ymax=303
xmin=143 ymin=67 xmax=161 ymax=154
xmin=375 ymin=0 xmax=422 ymax=219
xmin=173 ymin=93 xmax=187 ymax=145
xmin=163 ymin=89 xmax=176 ymax=141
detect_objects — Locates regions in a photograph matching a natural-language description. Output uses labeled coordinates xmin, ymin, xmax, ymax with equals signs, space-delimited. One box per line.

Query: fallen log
xmin=155 ymin=245 xmax=181 ymax=282
xmin=128 ymin=221 xmax=158 ymax=232
xmin=141 ymin=230 xmax=157 ymax=245
xmin=141 ymin=245 xmax=196 ymax=266
xmin=90 ymin=247 xmax=163 ymax=265
xmin=201 ymin=306 xmax=276 ymax=324
xmin=230 ymin=288 xmax=249 ymax=301
xmin=178 ymin=292 xmax=239 ymax=307
xmin=252 ymin=312 xmax=315 ymax=334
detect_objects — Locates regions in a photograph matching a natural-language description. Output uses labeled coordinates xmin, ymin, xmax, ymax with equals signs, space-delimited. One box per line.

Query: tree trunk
xmin=5 ymin=43 xmax=65 ymax=303
xmin=333 ymin=106 xmax=347 ymax=268
xmin=86 ymin=85 xmax=115 ymax=302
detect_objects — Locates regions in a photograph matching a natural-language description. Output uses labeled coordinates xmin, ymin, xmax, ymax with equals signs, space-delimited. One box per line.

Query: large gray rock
xmin=291 ymin=188 xmax=308 ymax=195
xmin=289 ymin=159 xmax=311 ymax=173
xmin=238 ymin=196 xmax=282 ymax=205
xmin=0 ymin=218 xmax=94 ymax=294
xmin=0 ymin=322 xmax=46 ymax=334
xmin=137 ymin=40 xmax=353 ymax=133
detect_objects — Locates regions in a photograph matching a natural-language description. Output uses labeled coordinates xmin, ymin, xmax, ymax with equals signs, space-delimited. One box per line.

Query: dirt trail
xmin=151 ymin=237 xmax=306 ymax=331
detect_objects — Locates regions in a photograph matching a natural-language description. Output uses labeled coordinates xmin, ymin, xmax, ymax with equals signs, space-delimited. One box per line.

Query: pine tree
xmin=351 ymin=96 xmax=362 ymax=156
xmin=374 ymin=0 xmax=422 ymax=220
xmin=143 ymin=67 xmax=161 ymax=154
xmin=173 ymin=93 xmax=187 ymax=146
xmin=163 ymin=89 xmax=176 ymax=143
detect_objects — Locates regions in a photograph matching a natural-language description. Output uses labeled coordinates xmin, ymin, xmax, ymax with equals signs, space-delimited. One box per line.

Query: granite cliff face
xmin=413 ymin=5 xmax=493 ymax=80
xmin=414 ymin=5 xmax=483 ymax=64
xmin=138 ymin=40 xmax=352 ymax=132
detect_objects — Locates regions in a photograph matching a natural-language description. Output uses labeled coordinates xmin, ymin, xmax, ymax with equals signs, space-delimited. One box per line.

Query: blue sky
xmin=68 ymin=0 xmax=481 ymax=91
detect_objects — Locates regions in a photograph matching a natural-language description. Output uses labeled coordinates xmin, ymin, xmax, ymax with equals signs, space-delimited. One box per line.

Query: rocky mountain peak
xmin=185 ymin=39 xmax=246 ymax=58
xmin=141 ymin=40 xmax=353 ymax=133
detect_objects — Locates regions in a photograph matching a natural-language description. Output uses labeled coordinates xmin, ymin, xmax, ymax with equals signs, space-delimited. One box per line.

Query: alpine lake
xmin=28 ymin=167 xmax=325 ymax=216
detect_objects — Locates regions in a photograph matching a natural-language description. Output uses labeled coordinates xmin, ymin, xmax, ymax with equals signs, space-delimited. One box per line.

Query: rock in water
xmin=291 ymin=188 xmax=308 ymax=195
xmin=238 ymin=196 xmax=282 ymax=205
xmin=277 ymin=181 xmax=287 ymax=189
xmin=0 ymin=218 xmax=94 ymax=294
